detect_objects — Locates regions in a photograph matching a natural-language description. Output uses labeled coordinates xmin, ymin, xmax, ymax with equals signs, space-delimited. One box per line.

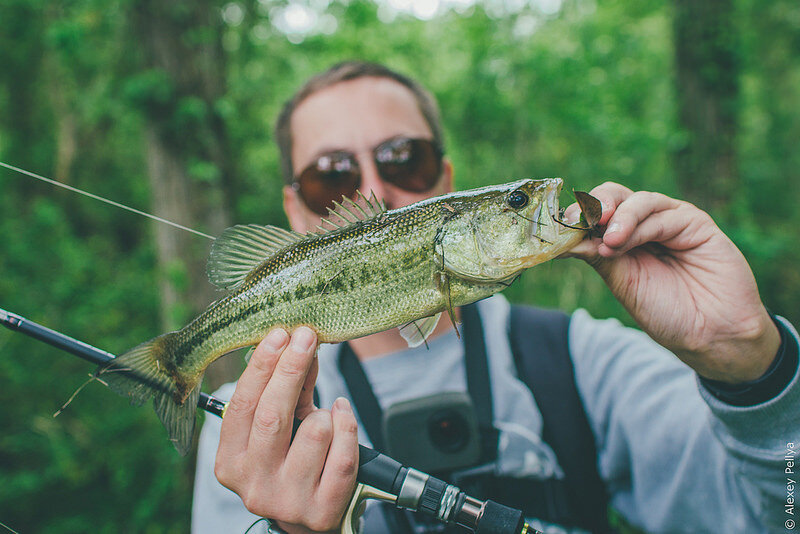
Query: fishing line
xmin=53 ymin=373 xmax=97 ymax=418
xmin=0 ymin=161 xmax=215 ymax=240
xmin=242 ymin=518 xmax=269 ymax=534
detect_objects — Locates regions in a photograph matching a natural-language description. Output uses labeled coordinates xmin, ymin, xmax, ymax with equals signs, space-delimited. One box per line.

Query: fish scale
xmin=96 ymin=178 xmax=597 ymax=454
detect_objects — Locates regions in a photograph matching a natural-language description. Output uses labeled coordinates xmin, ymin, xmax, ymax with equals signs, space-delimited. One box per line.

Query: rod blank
xmin=0 ymin=307 xmax=226 ymax=417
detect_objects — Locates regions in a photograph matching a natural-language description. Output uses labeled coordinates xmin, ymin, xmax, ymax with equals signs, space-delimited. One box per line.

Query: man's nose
xmin=357 ymin=156 xmax=393 ymax=209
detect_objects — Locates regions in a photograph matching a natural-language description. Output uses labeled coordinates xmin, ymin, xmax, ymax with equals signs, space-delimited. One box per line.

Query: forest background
xmin=1 ymin=0 xmax=798 ymax=532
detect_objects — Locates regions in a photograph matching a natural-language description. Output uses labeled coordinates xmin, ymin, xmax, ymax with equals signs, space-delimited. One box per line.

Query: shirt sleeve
xmin=191 ymin=383 xmax=266 ymax=534
xmin=568 ymin=309 xmax=800 ymax=533
xmin=700 ymin=315 xmax=798 ymax=406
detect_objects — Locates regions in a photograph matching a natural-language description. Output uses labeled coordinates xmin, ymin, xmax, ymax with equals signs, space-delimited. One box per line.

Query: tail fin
xmin=96 ymin=333 xmax=201 ymax=455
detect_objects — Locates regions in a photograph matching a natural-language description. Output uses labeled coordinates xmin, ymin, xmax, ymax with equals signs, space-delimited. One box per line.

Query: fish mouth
xmin=527 ymin=179 xmax=561 ymax=242
xmin=545 ymin=181 xmax=560 ymax=222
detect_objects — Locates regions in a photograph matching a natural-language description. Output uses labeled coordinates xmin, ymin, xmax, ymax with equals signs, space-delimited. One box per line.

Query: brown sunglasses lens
xmin=374 ymin=138 xmax=442 ymax=192
xmin=296 ymin=152 xmax=360 ymax=215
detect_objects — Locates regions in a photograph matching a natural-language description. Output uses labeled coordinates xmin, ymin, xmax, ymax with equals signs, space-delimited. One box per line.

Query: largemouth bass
xmin=99 ymin=178 xmax=598 ymax=454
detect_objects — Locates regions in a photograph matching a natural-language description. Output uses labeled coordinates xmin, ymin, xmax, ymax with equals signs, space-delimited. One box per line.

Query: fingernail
xmin=334 ymin=397 xmax=352 ymax=413
xmin=605 ymin=222 xmax=620 ymax=235
xmin=264 ymin=328 xmax=288 ymax=351
xmin=291 ymin=326 xmax=316 ymax=352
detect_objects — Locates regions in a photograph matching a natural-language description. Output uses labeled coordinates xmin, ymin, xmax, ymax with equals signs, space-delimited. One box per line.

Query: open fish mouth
xmin=526 ymin=178 xmax=562 ymax=242
xmin=527 ymin=203 xmax=543 ymax=240
xmin=545 ymin=182 xmax=559 ymax=222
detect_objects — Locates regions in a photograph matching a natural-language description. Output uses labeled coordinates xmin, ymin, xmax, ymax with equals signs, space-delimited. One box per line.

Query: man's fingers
xmin=248 ymin=326 xmax=318 ymax=458
xmin=296 ymin=355 xmax=319 ymax=420
xmin=562 ymin=182 xmax=632 ymax=227
xmin=588 ymin=182 xmax=633 ymax=226
xmin=601 ymin=192 xmax=681 ymax=252
xmin=219 ymin=328 xmax=289 ymax=456
xmin=282 ymin=409 xmax=333 ymax=490
xmin=599 ymin=200 xmax=715 ymax=258
xmin=318 ymin=397 xmax=359 ymax=510
xmin=560 ymin=182 xmax=632 ymax=261
xmin=598 ymin=210 xmax=683 ymax=257
xmin=559 ymin=236 xmax=600 ymax=259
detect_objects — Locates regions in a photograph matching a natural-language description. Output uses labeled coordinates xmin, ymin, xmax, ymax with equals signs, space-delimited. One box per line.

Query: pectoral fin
xmin=437 ymin=272 xmax=460 ymax=339
xmin=398 ymin=313 xmax=442 ymax=348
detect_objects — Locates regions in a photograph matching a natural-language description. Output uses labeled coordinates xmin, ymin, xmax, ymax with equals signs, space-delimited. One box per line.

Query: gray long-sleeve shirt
xmin=192 ymin=295 xmax=800 ymax=533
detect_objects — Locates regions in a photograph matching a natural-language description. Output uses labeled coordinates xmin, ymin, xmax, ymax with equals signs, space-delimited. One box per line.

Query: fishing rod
xmin=1 ymin=307 xmax=538 ymax=534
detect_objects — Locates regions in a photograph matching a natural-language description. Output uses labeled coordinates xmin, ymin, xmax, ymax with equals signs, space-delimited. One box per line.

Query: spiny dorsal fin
xmin=329 ymin=200 xmax=359 ymax=223
xmin=359 ymin=190 xmax=387 ymax=216
xmin=311 ymin=191 xmax=387 ymax=235
xmin=398 ymin=313 xmax=442 ymax=348
xmin=207 ymin=224 xmax=303 ymax=289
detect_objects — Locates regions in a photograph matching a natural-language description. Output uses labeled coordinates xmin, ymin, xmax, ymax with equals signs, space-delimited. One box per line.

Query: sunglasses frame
xmin=292 ymin=136 xmax=444 ymax=216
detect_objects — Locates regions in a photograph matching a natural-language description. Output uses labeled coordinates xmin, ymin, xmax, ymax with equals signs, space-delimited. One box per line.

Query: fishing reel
xmin=342 ymin=446 xmax=537 ymax=534
xmin=342 ymin=481 xmax=533 ymax=534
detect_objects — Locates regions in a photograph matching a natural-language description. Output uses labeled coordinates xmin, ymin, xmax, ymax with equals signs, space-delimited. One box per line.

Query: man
xmin=192 ymin=62 xmax=799 ymax=533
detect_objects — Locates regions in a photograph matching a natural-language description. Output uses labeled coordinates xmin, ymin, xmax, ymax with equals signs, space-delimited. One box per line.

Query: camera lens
xmin=427 ymin=409 xmax=469 ymax=453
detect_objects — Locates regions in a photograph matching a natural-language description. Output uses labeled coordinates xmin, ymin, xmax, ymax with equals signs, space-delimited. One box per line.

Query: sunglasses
xmin=292 ymin=136 xmax=444 ymax=216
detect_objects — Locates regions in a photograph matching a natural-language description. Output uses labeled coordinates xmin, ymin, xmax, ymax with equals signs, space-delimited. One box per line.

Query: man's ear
xmin=441 ymin=158 xmax=454 ymax=193
xmin=283 ymin=185 xmax=313 ymax=234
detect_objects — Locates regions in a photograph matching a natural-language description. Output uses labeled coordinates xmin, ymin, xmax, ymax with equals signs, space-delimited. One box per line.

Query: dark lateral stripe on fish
xmin=173 ymin=299 xmax=267 ymax=367
xmin=172 ymin=240 xmax=432 ymax=367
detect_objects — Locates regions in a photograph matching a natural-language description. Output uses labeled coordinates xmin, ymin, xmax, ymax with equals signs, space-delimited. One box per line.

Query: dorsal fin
xmin=207 ymin=224 xmax=303 ymax=289
xmin=329 ymin=200 xmax=359 ymax=223
xmin=311 ymin=191 xmax=387 ymax=235
xmin=355 ymin=190 xmax=386 ymax=217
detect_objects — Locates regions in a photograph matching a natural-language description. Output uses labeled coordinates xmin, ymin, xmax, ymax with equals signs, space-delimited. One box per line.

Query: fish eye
xmin=506 ymin=190 xmax=529 ymax=210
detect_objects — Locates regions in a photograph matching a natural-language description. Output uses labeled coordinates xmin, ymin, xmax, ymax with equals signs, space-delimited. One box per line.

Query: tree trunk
xmin=672 ymin=0 xmax=740 ymax=211
xmin=44 ymin=53 xmax=78 ymax=185
xmin=132 ymin=0 xmax=241 ymax=391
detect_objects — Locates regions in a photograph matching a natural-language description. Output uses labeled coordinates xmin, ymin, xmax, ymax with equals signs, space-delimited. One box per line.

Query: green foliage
xmin=123 ymin=70 xmax=176 ymax=111
xmin=0 ymin=0 xmax=798 ymax=532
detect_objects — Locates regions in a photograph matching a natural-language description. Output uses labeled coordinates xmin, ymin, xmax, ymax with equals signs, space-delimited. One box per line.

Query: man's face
xmin=283 ymin=76 xmax=453 ymax=233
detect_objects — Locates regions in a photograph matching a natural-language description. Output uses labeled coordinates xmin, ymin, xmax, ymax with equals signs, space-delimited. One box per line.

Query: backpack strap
xmin=508 ymin=305 xmax=610 ymax=532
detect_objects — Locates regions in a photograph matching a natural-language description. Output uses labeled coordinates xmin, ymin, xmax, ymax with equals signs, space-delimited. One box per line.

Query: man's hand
xmin=565 ymin=182 xmax=780 ymax=383
xmin=214 ymin=327 xmax=359 ymax=533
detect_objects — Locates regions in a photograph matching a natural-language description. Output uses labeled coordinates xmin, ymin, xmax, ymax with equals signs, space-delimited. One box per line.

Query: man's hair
xmin=275 ymin=61 xmax=445 ymax=184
